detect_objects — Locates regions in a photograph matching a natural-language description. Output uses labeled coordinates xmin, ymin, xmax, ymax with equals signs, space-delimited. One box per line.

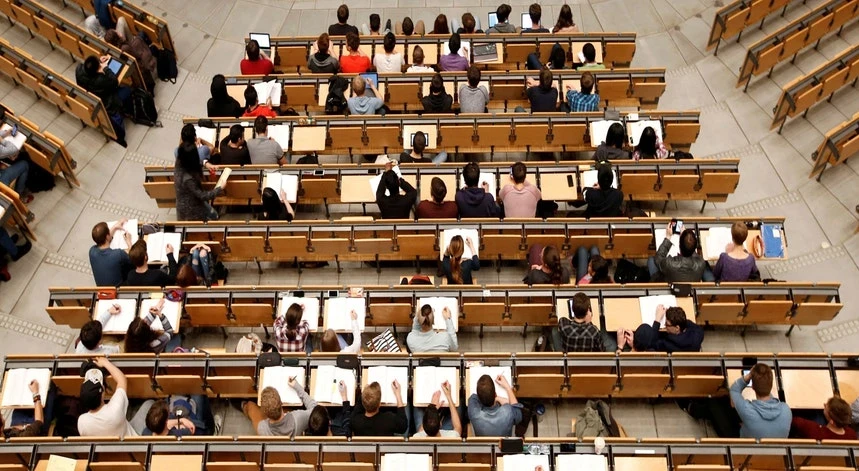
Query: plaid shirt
xmin=558 ymin=317 xmax=604 ymax=352
xmin=566 ymin=90 xmax=600 ymax=112
xmin=274 ymin=317 xmax=309 ymax=352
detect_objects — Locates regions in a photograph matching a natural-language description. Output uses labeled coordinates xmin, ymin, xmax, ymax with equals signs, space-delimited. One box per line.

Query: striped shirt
xmin=566 ymin=90 xmax=601 ymax=112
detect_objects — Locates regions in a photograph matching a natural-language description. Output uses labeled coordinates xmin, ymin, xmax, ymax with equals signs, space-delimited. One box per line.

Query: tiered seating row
xmin=0 ymin=105 xmax=78 ymax=187
xmin=0 ymin=37 xmax=116 ymax=139
xmin=143 ymin=159 xmax=740 ymax=213
xmin=737 ymin=0 xmax=859 ymax=90
xmin=224 ymin=68 xmax=667 ymax=113
xmin=810 ymin=110 xmax=859 ymax=178
xmin=62 ymin=0 xmax=176 ymax=54
xmin=772 ymin=42 xmax=859 ymax=131
xmin=0 ymin=182 xmax=35 ymax=241
xmin=707 ymin=0 xmax=802 ymax=53
xmin=263 ymin=32 xmax=637 ymax=72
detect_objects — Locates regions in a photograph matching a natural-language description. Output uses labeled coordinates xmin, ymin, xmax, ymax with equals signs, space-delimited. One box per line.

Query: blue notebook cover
xmin=761 ymin=223 xmax=784 ymax=258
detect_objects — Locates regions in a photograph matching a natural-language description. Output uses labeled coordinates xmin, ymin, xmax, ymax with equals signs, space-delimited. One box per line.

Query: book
xmin=95 ymin=298 xmax=139 ymax=334
xmin=325 ymin=298 xmax=366 ymax=331
xmin=381 ymin=454 xmax=432 ymax=471
xmin=459 ymin=171 xmax=496 ymax=197
xmin=312 ymin=365 xmax=356 ymax=405
xmin=107 ymin=219 xmax=139 ymax=251
xmin=259 ymin=366 xmax=306 ymax=405
xmin=365 ymin=366 xmax=408 ymax=405
xmin=144 ymin=232 xmax=182 ymax=263
xmin=416 ymin=297 xmax=459 ymax=331
xmin=502 ymin=454 xmax=550 ymax=470
xmin=439 ymin=229 xmax=479 ymax=261
xmin=139 ymin=298 xmax=181 ymax=332
xmin=581 ymin=169 xmax=618 ymax=189
xmin=467 ymin=366 xmax=512 ymax=400
xmin=370 ymin=163 xmax=402 ymax=197
xmin=443 ymin=40 xmax=470 ymax=58
xmin=0 ymin=124 xmax=27 ymax=150
xmin=266 ymin=124 xmax=290 ymax=149
xmin=194 ymin=126 xmax=216 ymax=145
xmin=253 ymin=79 xmax=282 ymax=107
xmin=263 ymin=172 xmax=299 ymax=203
xmin=413 ymin=366 xmax=459 ymax=406
xmin=278 ymin=296 xmax=320 ymax=330
xmin=627 ymin=120 xmax=663 ymax=146
xmin=638 ymin=294 xmax=677 ymax=327
xmin=555 ymin=454 xmax=608 ymax=471
xmin=45 ymin=455 xmax=77 ymax=471
xmin=365 ymin=329 xmax=401 ymax=352
xmin=216 ymin=167 xmax=232 ymax=189
xmin=1 ymin=368 xmax=50 ymax=407
xmin=761 ymin=223 xmax=784 ymax=258
xmin=704 ymin=226 xmax=733 ymax=260
xmin=654 ymin=232 xmax=680 ymax=257
xmin=589 ymin=120 xmax=622 ymax=146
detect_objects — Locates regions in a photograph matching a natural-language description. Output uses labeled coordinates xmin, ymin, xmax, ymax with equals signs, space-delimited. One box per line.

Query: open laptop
xmin=106 ymin=57 xmax=122 ymax=75
xmin=472 ymin=43 xmax=498 ymax=63
xmin=249 ymin=32 xmax=270 ymax=49
xmin=488 ymin=12 xmax=498 ymax=29
xmin=520 ymin=13 xmax=532 ymax=29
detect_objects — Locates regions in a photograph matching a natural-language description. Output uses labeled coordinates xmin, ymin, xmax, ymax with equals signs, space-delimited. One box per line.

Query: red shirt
xmin=242 ymin=105 xmax=277 ymax=118
xmin=340 ymin=54 xmax=371 ymax=73
xmin=240 ymin=58 xmax=274 ymax=75
xmin=791 ymin=417 xmax=857 ymax=440
xmin=416 ymin=201 xmax=458 ymax=219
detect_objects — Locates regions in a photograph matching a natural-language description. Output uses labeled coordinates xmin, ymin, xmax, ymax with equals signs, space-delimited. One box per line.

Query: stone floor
xmin=0 ymin=0 xmax=857 ymax=438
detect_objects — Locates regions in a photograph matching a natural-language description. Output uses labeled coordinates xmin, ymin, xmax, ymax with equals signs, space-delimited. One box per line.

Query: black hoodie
xmin=583 ymin=166 xmax=623 ymax=217
xmin=207 ymin=76 xmax=243 ymax=118
xmin=456 ymin=187 xmax=500 ymax=218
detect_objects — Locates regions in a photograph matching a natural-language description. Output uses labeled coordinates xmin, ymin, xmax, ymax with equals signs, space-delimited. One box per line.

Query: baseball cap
xmin=80 ymin=369 xmax=105 ymax=412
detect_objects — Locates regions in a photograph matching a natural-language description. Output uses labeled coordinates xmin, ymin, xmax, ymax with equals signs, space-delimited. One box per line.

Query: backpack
xmin=325 ymin=75 xmax=348 ymax=115
xmin=128 ymin=87 xmax=161 ymax=127
xmin=151 ymin=45 xmax=178 ymax=83
xmin=614 ymin=258 xmax=650 ymax=284
xmin=575 ymin=401 xmax=607 ymax=438
xmin=25 ymin=154 xmax=56 ymax=193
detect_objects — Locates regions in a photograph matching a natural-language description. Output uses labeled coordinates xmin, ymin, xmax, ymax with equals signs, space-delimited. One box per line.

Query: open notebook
xmin=263 ymin=172 xmax=299 ymax=203
xmin=325 ymin=297 xmax=366 ymax=331
xmin=439 ymin=229 xmax=479 ymax=260
xmin=369 ymin=163 xmax=402 ymax=197
xmin=259 ymin=366 xmax=306 ymax=405
xmin=416 ymin=297 xmax=459 ymax=330
xmin=278 ymin=296 xmax=320 ymax=330
xmin=266 ymin=124 xmax=290 ymax=149
xmin=107 ymin=219 xmax=139 ymax=251
xmin=589 ymin=120 xmax=622 ymax=146
xmin=467 ymin=366 xmax=512 ymax=400
xmin=254 ymin=79 xmax=282 ymax=106
xmin=556 ymin=454 xmax=608 ymax=471
xmin=365 ymin=366 xmax=408 ymax=405
xmin=459 ymin=171 xmax=497 ymax=197
xmin=312 ymin=365 xmax=356 ymax=405
xmin=381 ymin=454 xmax=432 ymax=471
xmin=0 ymin=124 xmax=26 ymax=150
xmin=145 ymin=232 xmax=182 ymax=263
xmin=639 ymin=294 xmax=677 ymax=327
xmin=627 ymin=120 xmax=663 ymax=146
xmin=502 ymin=454 xmax=550 ymax=470
xmin=413 ymin=366 xmax=459 ymax=406
xmin=194 ymin=126 xmax=216 ymax=144
xmin=94 ymin=299 xmax=139 ymax=335
xmin=139 ymin=298 xmax=181 ymax=332
xmin=704 ymin=226 xmax=733 ymax=260
xmin=1 ymin=368 xmax=50 ymax=407
xmin=580 ymin=169 xmax=618 ymax=189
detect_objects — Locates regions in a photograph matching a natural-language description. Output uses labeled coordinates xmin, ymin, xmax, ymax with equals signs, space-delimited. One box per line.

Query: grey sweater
xmin=174 ymin=165 xmax=222 ymax=221
xmin=258 ymin=382 xmax=317 ymax=436
xmin=406 ymin=315 xmax=458 ymax=353
xmin=729 ymin=377 xmax=791 ymax=438
xmin=307 ymin=53 xmax=340 ymax=74
xmin=458 ymin=85 xmax=489 ymax=113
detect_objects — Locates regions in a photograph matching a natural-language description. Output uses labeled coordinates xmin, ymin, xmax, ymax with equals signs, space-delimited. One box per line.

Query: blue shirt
xmin=89 ymin=245 xmax=131 ymax=287
xmin=347 ymin=96 xmax=384 ymax=115
xmin=467 ymin=394 xmax=522 ymax=437
xmin=566 ymin=90 xmax=600 ymax=112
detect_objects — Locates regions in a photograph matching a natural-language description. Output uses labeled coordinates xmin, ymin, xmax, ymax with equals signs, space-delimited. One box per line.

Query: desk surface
xmin=600 ymin=297 xmax=696 ymax=332
xmin=35 ymin=459 xmax=88 ymax=471
xmin=726 ymin=369 xmax=778 ymax=403
xmin=614 ymin=456 xmax=668 ymax=471
xmin=780 ymin=369 xmax=832 ymax=409
xmin=836 ymin=370 xmax=859 ymax=404
xmin=539 ymin=172 xmax=579 ymax=201
xmin=150 ymin=454 xmax=203 ymax=471
xmin=340 ymin=175 xmax=375 ymax=203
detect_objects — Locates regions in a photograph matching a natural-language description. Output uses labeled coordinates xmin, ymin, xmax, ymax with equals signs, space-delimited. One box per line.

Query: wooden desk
xmin=292 ymin=126 xmax=327 ymax=152
xmin=538 ymin=173 xmax=578 ymax=201
xmin=614 ymin=456 xmax=668 ymax=471
xmin=35 ymin=459 xmax=88 ymax=471
xmin=340 ymin=175 xmax=376 ymax=203
xmin=835 ymin=370 xmax=859 ymax=403
xmin=726 ymin=369 xmax=778 ymax=403
xmin=151 ymin=455 xmax=203 ymax=471
xmin=603 ymin=297 xmax=695 ymax=332
xmin=780 ymin=369 xmax=832 ymax=409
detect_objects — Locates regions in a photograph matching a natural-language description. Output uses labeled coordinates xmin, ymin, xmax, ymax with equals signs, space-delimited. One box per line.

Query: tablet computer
xmin=249 ymin=32 xmax=270 ymax=49
xmin=488 ymin=12 xmax=498 ymax=28
xmin=106 ymin=58 xmax=122 ymax=75
xmin=359 ymin=72 xmax=378 ymax=90
xmin=520 ymin=12 xmax=532 ymax=29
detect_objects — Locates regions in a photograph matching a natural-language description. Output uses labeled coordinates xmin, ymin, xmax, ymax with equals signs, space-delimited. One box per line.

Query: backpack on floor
xmin=152 ymin=45 xmax=178 ymax=83
xmin=324 ymin=75 xmax=348 ymax=115
xmin=128 ymin=87 xmax=161 ymax=127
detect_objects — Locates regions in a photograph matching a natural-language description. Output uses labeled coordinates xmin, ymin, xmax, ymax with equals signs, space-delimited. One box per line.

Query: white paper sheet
xmin=266 ymin=124 xmax=291 ymax=149
xmin=1 ymin=368 xmax=50 ymax=407
xmin=502 ymin=454 xmax=550 ymax=470
xmin=705 ymin=226 xmax=733 ymax=260
xmin=555 ymin=454 xmax=608 ymax=471
xmin=459 ymin=171 xmax=496 ymax=197
xmin=416 ymin=297 xmax=459 ymax=331
xmin=312 ymin=365 xmax=356 ymax=404
xmin=654 ymin=232 xmax=680 ymax=257
xmin=325 ymin=297 xmax=366 ymax=331
xmin=264 ymin=172 xmax=299 ymax=203
xmin=139 ymin=298 xmax=181 ymax=332
xmin=413 ymin=366 xmax=459 ymax=406
xmin=627 ymin=120 xmax=663 ymax=146
xmin=439 ymin=229 xmax=479 ymax=261
xmin=145 ymin=232 xmax=182 ymax=263
xmin=260 ymin=366 xmax=306 ymax=405
xmin=95 ymin=298 xmax=139 ymax=334
xmin=381 ymin=454 xmax=432 ymax=471
xmin=580 ymin=169 xmax=618 ymax=189
xmin=589 ymin=120 xmax=622 ymax=146
xmin=0 ymin=124 xmax=27 ymax=150
xmin=278 ymin=296 xmax=320 ymax=330
xmin=467 ymin=366 xmax=512 ymax=400
xmin=638 ymin=294 xmax=677 ymax=327
xmin=107 ymin=219 xmax=139 ymax=251
xmin=366 ymin=366 xmax=408 ymax=405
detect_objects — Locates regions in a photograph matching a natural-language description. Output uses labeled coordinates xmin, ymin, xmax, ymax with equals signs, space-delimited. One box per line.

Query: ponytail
xmin=284 ymin=303 xmax=302 ymax=341
xmin=446 ymin=235 xmax=465 ymax=285
xmin=543 ymin=246 xmax=564 ymax=285
xmin=450 ymin=256 xmax=463 ymax=284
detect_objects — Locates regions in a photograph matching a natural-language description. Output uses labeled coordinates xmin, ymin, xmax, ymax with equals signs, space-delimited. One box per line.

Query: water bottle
xmin=527 ymin=443 xmax=541 ymax=455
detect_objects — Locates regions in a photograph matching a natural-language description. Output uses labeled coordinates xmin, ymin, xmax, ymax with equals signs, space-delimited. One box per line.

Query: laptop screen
xmin=249 ymin=33 xmax=270 ymax=49
xmin=106 ymin=58 xmax=122 ymax=75
xmin=488 ymin=12 xmax=498 ymax=28
xmin=521 ymin=13 xmax=532 ymax=29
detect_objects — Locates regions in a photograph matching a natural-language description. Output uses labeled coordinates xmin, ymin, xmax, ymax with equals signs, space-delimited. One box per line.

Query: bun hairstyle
xmin=446 ymin=235 xmax=465 ymax=284
xmin=542 ymin=245 xmax=564 ymax=285
xmin=419 ymin=304 xmax=434 ymax=329
xmin=284 ymin=303 xmax=302 ymax=341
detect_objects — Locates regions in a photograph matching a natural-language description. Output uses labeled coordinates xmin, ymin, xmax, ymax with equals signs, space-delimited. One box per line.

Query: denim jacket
xmin=467 ymin=394 xmax=522 ymax=436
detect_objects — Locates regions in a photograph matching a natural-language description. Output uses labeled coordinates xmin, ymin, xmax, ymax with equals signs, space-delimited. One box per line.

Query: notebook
xmin=580 ymin=169 xmax=618 ymax=189
xmin=589 ymin=120 xmax=622 ymax=146
xmin=502 ymin=454 xmax=549 ymax=470
xmin=0 ymin=124 xmax=26 ymax=150
xmin=365 ymin=366 xmax=408 ymax=405
xmin=107 ymin=219 xmax=139 ymax=251
xmin=459 ymin=171 xmax=496 ymax=196
xmin=139 ymin=298 xmax=181 ymax=332
xmin=467 ymin=366 xmax=512 ymax=400
xmin=443 ymin=40 xmax=470 ymax=58
xmin=555 ymin=454 xmax=608 ymax=471
xmin=439 ymin=229 xmax=479 ymax=261
xmin=266 ymin=124 xmax=291 ymax=149
xmin=761 ymin=223 xmax=784 ymax=258
xmin=45 ymin=455 xmax=77 ymax=471
xmin=413 ymin=366 xmax=459 ymax=406
xmin=194 ymin=125 xmax=216 ymax=144
xmin=259 ymin=366 xmax=306 ymax=405
xmin=1 ymin=368 xmax=50 ymax=407
xmin=416 ymin=297 xmax=459 ymax=331
xmin=216 ymin=167 xmax=232 ymax=189
xmin=638 ymin=294 xmax=677 ymax=327
xmin=95 ymin=298 xmax=139 ymax=334
xmin=278 ymin=296 xmax=320 ymax=330
xmin=369 ymin=163 xmax=402 ymax=197
xmin=263 ymin=172 xmax=299 ymax=203
xmin=253 ymin=79 xmax=282 ymax=106
xmin=654 ymin=232 xmax=680 ymax=257
xmin=325 ymin=297 xmax=366 ymax=331
xmin=145 ymin=232 xmax=182 ymax=263
xmin=312 ymin=365 xmax=356 ymax=405
xmin=704 ymin=226 xmax=733 ymax=260
xmin=381 ymin=454 xmax=432 ymax=471
xmin=627 ymin=120 xmax=663 ymax=146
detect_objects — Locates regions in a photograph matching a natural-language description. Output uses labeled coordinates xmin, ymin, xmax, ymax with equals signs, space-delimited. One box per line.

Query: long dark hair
xmin=244 ymin=85 xmax=259 ymax=111
xmin=635 ymin=126 xmax=658 ymax=158
xmin=446 ymin=235 xmax=464 ymax=284
xmin=284 ymin=303 xmax=302 ymax=341
xmin=554 ymin=4 xmax=574 ymax=32
xmin=261 ymin=187 xmax=285 ymax=220
xmin=176 ymin=142 xmax=202 ymax=176
xmin=543 ymin=245 xmax=564 ymax=285
xmin=125 ymin=318 xmax=159 ymax=353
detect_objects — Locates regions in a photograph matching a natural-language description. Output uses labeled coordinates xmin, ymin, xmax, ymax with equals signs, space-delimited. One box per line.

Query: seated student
xmin=144 ymin=396 xmax=214 ymax=436
xmin=634 ymin=305 xmax=704 ymax=353
xmin=632 ymin=126 xmax=668 ymax=160
xmin=523 ymin=3 xmax=550 ymax=32
xmin=416 ymin=177 xmax=458 ymax=219
xmin=577 ymin=43 xmax=605 ymax=70
xmin=730 ymin=363 xmax=791 ymax=439
xmin=499 ymin=161 xmax=541 ymax=218
xmin=421 ymin=74 xmax=453 ymax=113
xmin=243 ymin=380 xmax=316 ymax=436
xmin=487 ymin=4 xmax=516 ymax=33
xmin=408 ymin=304 xmax=458 ymax=352
xmin=361 ymin=13 xmax=386 ymax=36
xmin=526 ymin=43 xmax=566 ymax=70
xmin=455 ymin=12 xmax=483 ymax=34
xmin=468 ymin=374 xmax=523 ymax=437
xmin=456 ymin=162 xmax=500 ymax=217
xmin=792 ymin=397 xmax=856 ymax=440
xmin=240 ymin=39 xmax=275 ymax=75
xmin=125 ymin=298 xmax=175 ymax=354
xmin=713 ymin=222 xmax=760 ymax=282
xmin=593 ymin=122 xmax=629 ymax=161
xmin=414 ymin=382 xmax=462 ymax=438
xmin=553 ymin=4 xmax=580 ymax=33
xmin=76 ymin=55 xmax=128 ymax=147
xmin=523 ymin=245 xmax=571 ymax=285
xmin=275 ymin=302 xmax=310 ymax=353
xmin=374 ymin=33 xmax=405 ymax=73
xmin=351 ymin=381 xmax=408 ymax=436
xmin=566 ymin=71 xmax=600 ymax=112
xmin=582 ymin=164 xmax=623 ymax=217
xmin=430 ymin=14 xmax=451 ymax=35
xmin=329 ymin=4 xmax=360 ymax=36
xmin=556 ymin=292 xmax=604 ymax=352
xmin=320 ymin=309 xmax=361 ymax=354
xmin=306 ymin=381 xmax=352 ymax=436
xmin=439 ymin=33 xmax=469 ymax=72
xmin=524 ymin=68 xmax=558 ymax=112
xmin=576 ymin=252 xmax=611 ymax=285
xmin=0 ymin=228 xmax=31 ymax=271
xmin=248 ymin=116 xmax=285 ymax=165
xmin=406 ymin=46 xmax=434 ymax=73
xmin=90 ymin=220 xmax=132 ymax=286
xmin=214 ymin=125 xmax=251 ymax=166
xmin=347 ymin=75 xmax=385 ymax=115
xmin=648 ymin=223 xmax=710 ymax=282
xmin=442 ymin=235 xmax=479 ymax=285
xmin=208 ymin=74 xmax=243 ymax=118
xmin=396 ymin=16 xmax=426 ymax=36
xmin=400 ymin=131 xmax=448 ymax=164
xmin=78 ymin=357 xmax=140 ymax=437
xmin=376 ymin=163 xmax=417 ymax=219
xmin=459 ymin=66 xmax=490 ymax=113
xmin=176 ymin=124 xmax=216 ymax=172
xmin=177 ymin=243 xmax=214 ymax=287
xmin=261 ymin=187 xmax=295 ymax=222
xmin=124 ymin=239 xmax=176 ymax=287
xmin=242 ymin=85 xmax=277 ymax=118
xmin=307 ymin=33 xmax=340 ymax=73
xmin=76 ymin=304 xmax=121 ymax=354
xmin=340 ymin=32 xmax=372 ymax=73
xmin=0 ymin=126 xmax=33 ymax=203
xmin=104 ymin=28 xmax=156 ymax=91
xmin=1 ymin=379 xmax=45 ymax=437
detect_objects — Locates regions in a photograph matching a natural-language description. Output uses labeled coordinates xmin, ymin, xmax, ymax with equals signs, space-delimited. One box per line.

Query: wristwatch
xmin=32 ymin=394 xmax=41 ymax=403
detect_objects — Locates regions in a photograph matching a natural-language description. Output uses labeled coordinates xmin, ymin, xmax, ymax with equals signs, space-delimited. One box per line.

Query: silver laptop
xmin=249 ymin=32 xmax=270 ymax=49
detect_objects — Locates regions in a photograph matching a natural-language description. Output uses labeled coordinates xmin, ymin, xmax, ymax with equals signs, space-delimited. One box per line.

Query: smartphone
xmin=313 ymin=169 xmax=324 ymax=176
xmin=293 ymin=290 xmax=305 ymax=298
xmin=672 ymin=220 xmax=684 ymax=234
xmin=567 ymin=174 xmax=574 ymax=187
xmin=328 ymin=290 xmax=339 ymax=297
xmin=742 ymin=368 xmax=753 ymax=388
xmin=10 ymin=124 xmax=17 ymax=137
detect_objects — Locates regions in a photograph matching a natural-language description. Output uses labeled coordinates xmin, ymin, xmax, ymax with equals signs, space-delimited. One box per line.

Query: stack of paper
xmin=459 ymin=171 xmax=497 ymax=196
xmin=260 ymin=366 xmax=306 ymax=405
xmin=139 ymin=298 xmax=181 ymax=332
xmin=627 ymin=120 xmax=663 ymax=146
xmin=654 ymin=232 xmax=680 ymax=257
xmin=365 ymin=366 xmax=408 ymax=405
xmin=194 ymin=126 xmax=216 ymax=144
xmin=95 ymin=299 xmax=139 ymax=334
xmin=253 ymin=79 xmax=282 ymax=106
xmin=144 ymin=232 xmax=181 ymax=263
xmin=278 ymin=296 xmax=320 ymax=330
xmin=0 ymin=124 xmax=27 ymax=150
xmin=107 ymin=219 xmax=139 ymax=251
xmin=413 ymin=366 xmax=459 ymax=405
xmin=580 ymin=169 xmax=618 ymax=189
xmin=502 ymin=454 xmax=550 ymax=470
xmin=370 ymin=164 xmax=402 ymax=197
xmin=467 ymin=366 xmax=512 ymax=400
xmin=45 ymin=455 xmax=77 ymax=471
xmin=266 ymin=124 xmax=290 ymax=149
xmin=416 ymin=297 xmax=459 ymax=330
xmin=589 ymin=120 xmax=622 ymax=146
xmin=439 ymin=229 xmax=479 ymax=260
xmin=638 ymin=294 xmax=677 ymax=327
xmin=1 ymin=368 xmax=50 ymax=407
xmin=705 ymin=226 xmax=733 ymax=260
xmin=312 ymin=365 xmax=356 ymax=404
xmin=555 ymin=454 xmax=608 ymax=471
xmin=381 ymin=454 xmax=432 ymax=471
xmin=263 ymin=172 xmax=299 ymax=203
xmin=325 ymin=298 xmax=366 ymax=331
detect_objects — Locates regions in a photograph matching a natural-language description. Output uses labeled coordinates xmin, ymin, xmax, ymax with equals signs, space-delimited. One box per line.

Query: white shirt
xmin=406 ymin=65 xmax=435 ymax=73
xmin=78 ymin=388 xmax=138 ymax=438
xmin=374 ymin=52 xmax=405 ymax=73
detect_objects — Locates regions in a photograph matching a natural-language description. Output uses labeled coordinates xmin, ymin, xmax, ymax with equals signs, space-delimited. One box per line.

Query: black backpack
xmin=128 ymin=87 xmax=161 ymax=127
xmin=325 ymin=75 xmax=348 ymax=115
xmin=151 ymin=45 xmax=178 ymax=83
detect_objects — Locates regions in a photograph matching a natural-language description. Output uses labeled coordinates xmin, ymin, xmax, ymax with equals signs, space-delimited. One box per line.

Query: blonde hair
xmin=362 ymin=382 xmax=381 ymax=413
xmin=446 ymin=235 xmax=464 ymax=284
xmin=260 ymin=387 xmax=284 ymax=420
